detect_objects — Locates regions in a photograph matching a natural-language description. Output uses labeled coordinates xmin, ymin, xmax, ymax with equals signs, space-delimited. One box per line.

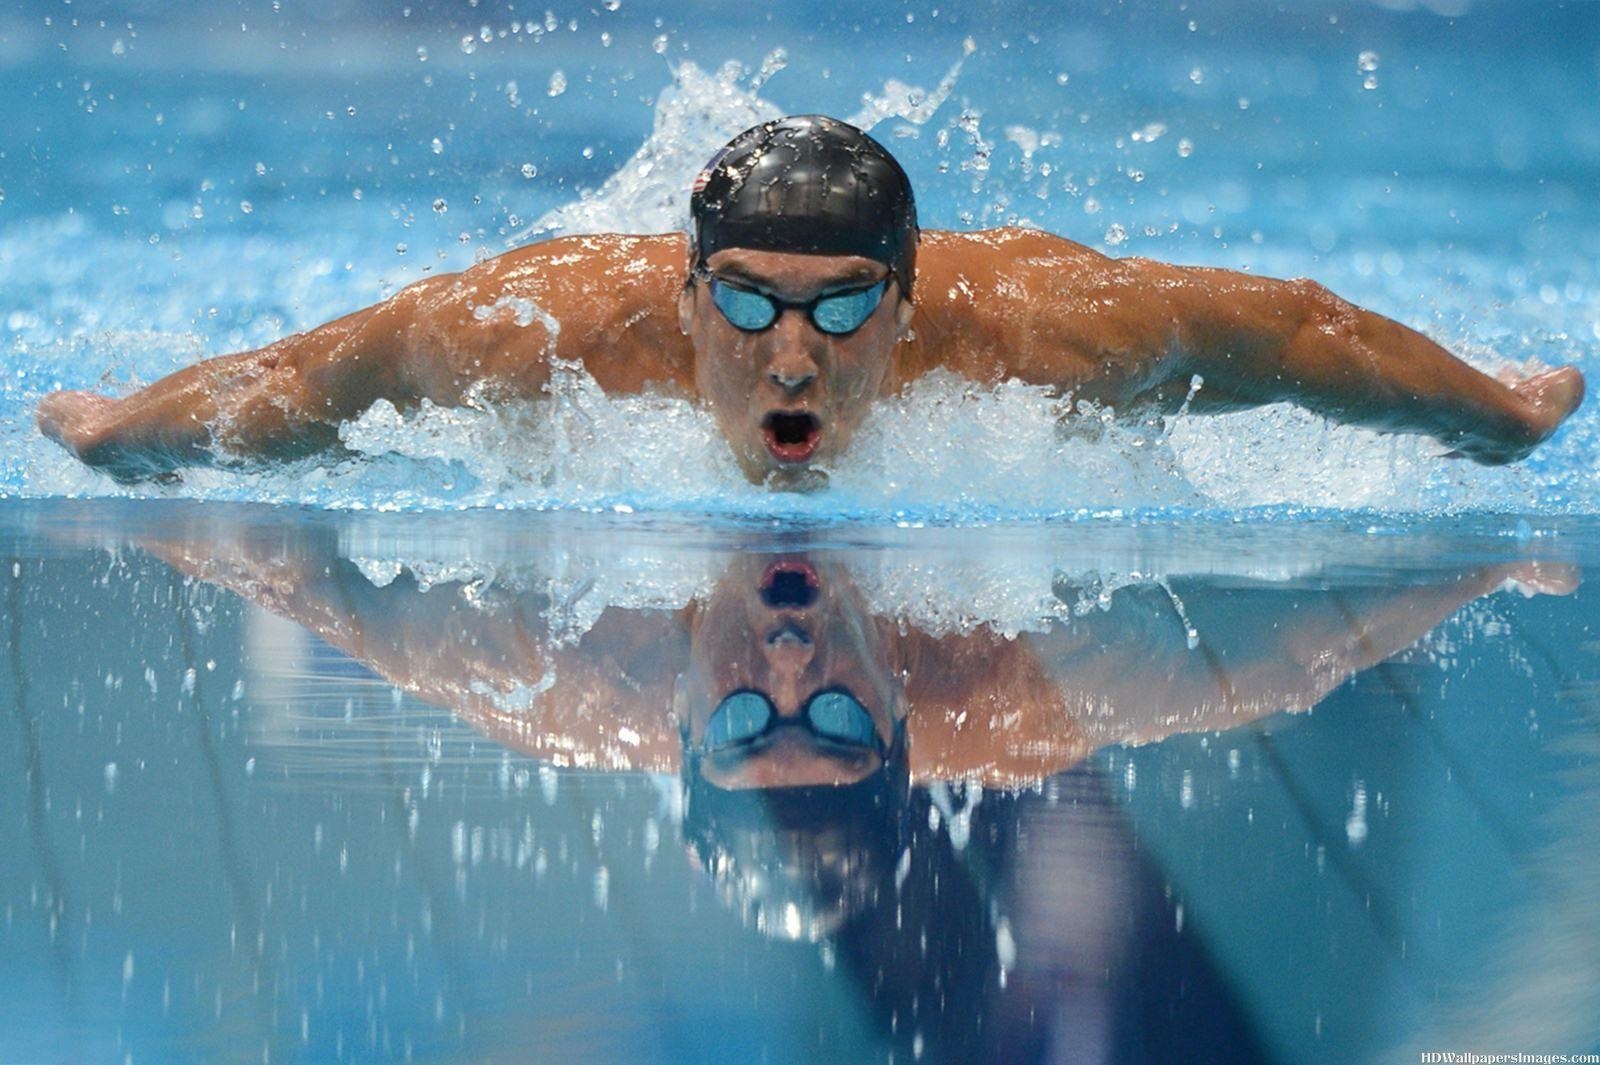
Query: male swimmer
xmin=37 ymin=115 xmax=1585 ymax=486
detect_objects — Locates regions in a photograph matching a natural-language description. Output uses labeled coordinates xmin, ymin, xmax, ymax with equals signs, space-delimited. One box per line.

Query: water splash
xmin=3 ymin=42 xmax=1593 ymax=520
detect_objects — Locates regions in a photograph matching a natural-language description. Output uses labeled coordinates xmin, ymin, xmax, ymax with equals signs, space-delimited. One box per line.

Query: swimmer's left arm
xmin=1122 ymin=257 xmax=1585 ymax=464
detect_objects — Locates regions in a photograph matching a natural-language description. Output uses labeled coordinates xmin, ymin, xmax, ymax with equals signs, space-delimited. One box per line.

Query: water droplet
xmin=254 ymin=161 xmax=266 ymax=176
xmin=547 ymin=70 xmax=567 ymax=97
xmin=651 ymin=34 xmax=669 ymax=54
xmin=104 ymin=762 xmax=118 ymax=794
xmin=430 ymin=137 xmax=443 ymax=154
xmin=432 ymin=197 xmax=447 ymax=213
xmin=239 ymin=200 xmax=253 ymax=214
xmin=520 ymin=162 xmax=538 ymax=179
xmin=1357 ymin=50 xmax=1380 ymax=73
xmin=1189 ymin=66 xmax=1204 ymax=85
xmin=396 ymin=242 xmax=408 ymax=255
xmin=459 ymin=34 xmax=477 ymax=54
xmin=602 ymin=0 xmax=620 ymax=10
xmin=1177 ymin=137 xmax=1194 ymax=158
xmin=416 ymin=45 xmax=428 ymax=62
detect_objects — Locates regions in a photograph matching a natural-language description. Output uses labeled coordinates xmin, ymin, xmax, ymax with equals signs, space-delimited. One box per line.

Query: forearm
xmin=1161 ymin=266 xmax=1582 ymax=463
xmin=39 ymin=302 xmax=410 ymax=481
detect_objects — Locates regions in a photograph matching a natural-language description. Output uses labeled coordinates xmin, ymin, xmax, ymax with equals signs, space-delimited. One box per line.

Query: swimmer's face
xmin=682 ymin=555 xmax=901 ymax=789
xmin=679 ymin=248 xmax=915 ymax=489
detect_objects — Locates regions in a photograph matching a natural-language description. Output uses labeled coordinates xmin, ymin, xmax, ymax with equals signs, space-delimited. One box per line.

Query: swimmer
xmin=37 ymin=115 xmax=1586 ymax=486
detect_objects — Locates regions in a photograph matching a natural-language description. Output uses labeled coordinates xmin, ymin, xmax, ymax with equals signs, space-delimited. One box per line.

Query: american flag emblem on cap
xmin=692 ymin=146 xmax=731 ymax=193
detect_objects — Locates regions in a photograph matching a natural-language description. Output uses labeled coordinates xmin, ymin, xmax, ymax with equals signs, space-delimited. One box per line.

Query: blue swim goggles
xmin=694 ymin=265 xmax=889 ymax=336
xmin=698 ymin=688 xmax=885 ymax=756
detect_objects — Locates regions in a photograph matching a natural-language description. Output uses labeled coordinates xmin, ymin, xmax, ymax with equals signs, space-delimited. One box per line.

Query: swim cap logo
xmin=692 ymin=146 xmax=731 ymax=194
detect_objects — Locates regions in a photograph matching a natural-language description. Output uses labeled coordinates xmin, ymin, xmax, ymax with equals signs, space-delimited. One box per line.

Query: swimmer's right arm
xmin=35 ymin=262 xmax=542 ymax=482
xmin=36 ymin=235 xmax=691 ymax=482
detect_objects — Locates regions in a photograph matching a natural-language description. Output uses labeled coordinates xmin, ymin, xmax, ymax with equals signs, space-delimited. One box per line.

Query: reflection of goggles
xmin=694 ymin=266 xmax=888 ymax=336
xmin=699 ymin=688 xmax=884 ymax=756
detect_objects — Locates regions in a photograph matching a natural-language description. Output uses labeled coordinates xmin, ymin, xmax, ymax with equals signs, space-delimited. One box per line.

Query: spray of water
xmin=4 ymin=51 xmax=1589 ymax=519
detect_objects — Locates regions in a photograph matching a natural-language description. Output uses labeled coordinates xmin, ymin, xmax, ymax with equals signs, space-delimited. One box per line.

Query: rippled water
xmin=4 ymin=501 xmax=1600 ymax=1063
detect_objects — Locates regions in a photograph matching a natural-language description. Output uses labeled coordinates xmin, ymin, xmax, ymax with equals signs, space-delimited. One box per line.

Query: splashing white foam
xmin=7 ymin=46 xmax=1589 ymax=518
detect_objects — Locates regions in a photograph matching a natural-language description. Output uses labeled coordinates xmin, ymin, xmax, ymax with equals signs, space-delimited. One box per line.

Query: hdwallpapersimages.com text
xmin=1420 ymin=1049 xmax=1593 ymax=1055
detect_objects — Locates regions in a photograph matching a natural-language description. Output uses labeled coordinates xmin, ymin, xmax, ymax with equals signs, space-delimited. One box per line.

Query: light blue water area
xmin=1 ymin=0 xmax=1596 ymax=518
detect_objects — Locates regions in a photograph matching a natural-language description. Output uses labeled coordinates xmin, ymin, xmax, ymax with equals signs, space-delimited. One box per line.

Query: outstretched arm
xmin=1143 ymin=259 xmax=1585 ymax=464
xmin=912 ymin=231 xmax=1583 ymax=465
xmin=1026 ymin=562 xmax=1575 ymax=749
xmin=36 ymin=234 xmax=690 ymax=481
xmin=128 ymin=516 xmax=688 ymax=770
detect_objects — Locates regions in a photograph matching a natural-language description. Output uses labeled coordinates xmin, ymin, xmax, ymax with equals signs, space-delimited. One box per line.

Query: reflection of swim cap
xmin=680 ymin=720 xmax=910 ymax=942
xmin=690 ymin=115 xmax=918 ymax=295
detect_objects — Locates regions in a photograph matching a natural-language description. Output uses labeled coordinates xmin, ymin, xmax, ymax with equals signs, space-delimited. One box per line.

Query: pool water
xmin=3 ymin=502 xmax=1599 ymax=1063
xmin=3 ymin=2 xmax=1599 ymax=1062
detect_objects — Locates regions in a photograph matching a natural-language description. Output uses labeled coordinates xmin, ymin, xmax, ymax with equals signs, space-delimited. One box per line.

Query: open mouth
xmin=761 ymin=411 xmax=822 ymax=463
xmin=761 ymin=561 xmax=820 ymax=610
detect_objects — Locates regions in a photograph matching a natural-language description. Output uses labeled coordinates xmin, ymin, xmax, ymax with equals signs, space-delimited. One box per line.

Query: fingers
xmin=35 ymin=390 xmax=116 ymax=452
xmin=1501 ymin=560 xmax=1581 ymax=598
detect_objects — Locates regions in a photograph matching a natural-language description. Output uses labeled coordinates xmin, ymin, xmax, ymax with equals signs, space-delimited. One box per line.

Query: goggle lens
xmin=709 ymin=282 xmax=779 ymax=331
xmin=700 ymin=688 xmax=879 ymax=753
xmin=805 ymin=691 xmax=880 ymax=746
xmin=811 ymin=283 xmax=886 ymax=335
xmin=707 ymin=279 xmax=887 ymax=336
xmin=703 ymin=691 xmax=772 ymax=750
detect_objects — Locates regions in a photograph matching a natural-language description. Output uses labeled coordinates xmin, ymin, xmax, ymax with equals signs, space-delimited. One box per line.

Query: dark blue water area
xmin=2 ymin=500 xmax=1598 ymax=1063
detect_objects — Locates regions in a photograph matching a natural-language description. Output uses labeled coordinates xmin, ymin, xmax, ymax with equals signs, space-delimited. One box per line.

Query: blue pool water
xmin=4 ymin=3 xmax=1600 ymax=1063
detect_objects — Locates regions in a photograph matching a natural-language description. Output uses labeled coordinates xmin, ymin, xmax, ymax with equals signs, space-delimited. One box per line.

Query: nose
xmin=765 ymin=314 xmax=820 ymax=396
xmin=762 ymin=621 xmax=815 ymax=703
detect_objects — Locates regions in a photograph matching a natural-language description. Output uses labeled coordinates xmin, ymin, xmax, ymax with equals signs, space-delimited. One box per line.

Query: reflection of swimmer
xmin=134 ymin=521 xmax=1575 ymax=790
xmin=132 ymin=523 xmax=1573 ymax=1058
xmin=40 ymin=115 xmax=1584 ymax=485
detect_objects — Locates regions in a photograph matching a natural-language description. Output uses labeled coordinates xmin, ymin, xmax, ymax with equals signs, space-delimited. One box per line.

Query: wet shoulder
xmin=478 ymin=233 xmax=686 ymax=294
xmin=919 ymin=227 xmax=1107 ymax=286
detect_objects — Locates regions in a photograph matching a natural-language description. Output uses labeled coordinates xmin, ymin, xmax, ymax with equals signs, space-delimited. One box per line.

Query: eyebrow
xmin=704 ymin=743 xmax=878 ymax=780
xmin=712 ymin=263 xmax=888 ymax=298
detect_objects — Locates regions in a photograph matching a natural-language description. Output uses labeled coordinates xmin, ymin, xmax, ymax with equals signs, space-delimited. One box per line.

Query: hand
xmin=1440 ymin=366 xmax=1585 ymax=465
xmin=1500 ymin=560 xmax=1581 ymax=599
xmin=36 ymin=390 xmax=179 ymax=483
xmin=36 ymin=389 xmax=116 ymax=457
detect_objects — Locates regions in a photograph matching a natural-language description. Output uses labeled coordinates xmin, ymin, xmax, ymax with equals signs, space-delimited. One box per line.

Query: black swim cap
xmin=690 ymin=115 xmax=918 ymax=295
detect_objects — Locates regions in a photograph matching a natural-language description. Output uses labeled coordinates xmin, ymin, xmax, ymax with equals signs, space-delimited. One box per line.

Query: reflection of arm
xmin=899 ymin=631 xmax=1096 ymax=789
xmin=1027 ymin=564 xmax=1571 ymax=750
xmin=141 ymin=528 xmax=687 ymax=771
